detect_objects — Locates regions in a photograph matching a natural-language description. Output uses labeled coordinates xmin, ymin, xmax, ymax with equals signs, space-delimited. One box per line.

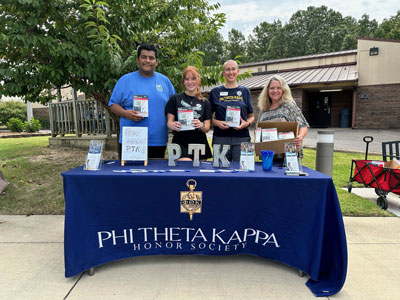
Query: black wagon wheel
xmin=376 ymin=196 xmax=388 ymax=210
xmin=375 ymin=188 xmax=388 ymax=196
xmin=347 ymin=182 xmax=352 ymax=193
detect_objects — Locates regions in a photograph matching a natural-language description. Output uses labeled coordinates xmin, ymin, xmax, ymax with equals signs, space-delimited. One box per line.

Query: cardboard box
xmin=255 ymin=122 xmax=299 ymax=157
xmin=384 ymin=159 xmax=400 ymax=169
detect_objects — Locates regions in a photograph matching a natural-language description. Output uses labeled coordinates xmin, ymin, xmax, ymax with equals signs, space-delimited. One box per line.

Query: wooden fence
xmin=49 ymin=99 xmax=117 ymax=137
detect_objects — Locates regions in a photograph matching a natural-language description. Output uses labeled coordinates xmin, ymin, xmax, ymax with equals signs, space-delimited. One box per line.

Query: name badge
xmin=220 ymin=91 xmax=228 ymax=96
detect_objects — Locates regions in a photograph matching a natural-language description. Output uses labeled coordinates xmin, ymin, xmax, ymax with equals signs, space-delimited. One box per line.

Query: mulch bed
xmin=0 ymin=131 xmax=51 ymax=138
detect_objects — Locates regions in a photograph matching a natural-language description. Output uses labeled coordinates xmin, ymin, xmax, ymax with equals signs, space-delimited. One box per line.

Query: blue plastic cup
xmin=261 ymin=150 xmax=274 ymax=171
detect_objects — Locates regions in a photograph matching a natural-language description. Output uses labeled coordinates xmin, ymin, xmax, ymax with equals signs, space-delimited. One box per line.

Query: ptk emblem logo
xmin=180 ymin=179 xmax=202 ymax=220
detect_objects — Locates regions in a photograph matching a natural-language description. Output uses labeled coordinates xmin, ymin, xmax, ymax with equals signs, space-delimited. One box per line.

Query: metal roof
xmin=204 ymin=64 xmax=358 ymax=92
xmin=240 ymin=50 xmax=358 ymax=68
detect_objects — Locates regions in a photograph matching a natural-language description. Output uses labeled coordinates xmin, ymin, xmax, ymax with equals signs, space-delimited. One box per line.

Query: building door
xmin=309 ymin=94 xmax=331 ymax=127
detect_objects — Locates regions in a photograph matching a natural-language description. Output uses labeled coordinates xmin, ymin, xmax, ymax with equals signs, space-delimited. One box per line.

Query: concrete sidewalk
xmin=0 ymin=215 xmax=399 ymax=299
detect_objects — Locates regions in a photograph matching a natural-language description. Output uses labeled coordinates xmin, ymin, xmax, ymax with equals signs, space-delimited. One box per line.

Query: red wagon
xmin=347 ymin=136 xmax=400 ymax=209
xmin=347 ymin=159 xmax=400 ymax=209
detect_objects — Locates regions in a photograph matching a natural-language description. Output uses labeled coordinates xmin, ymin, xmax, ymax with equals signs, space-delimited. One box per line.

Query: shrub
xmin=37 ymin=117 xmax=50 ymax=129
xmin=6 ymin=117 xmax=25 ymax=132
xmin=24 ymin=117 xmax=41 ymax=132
xmin=0 ymin=101 xmax=27 ymax=125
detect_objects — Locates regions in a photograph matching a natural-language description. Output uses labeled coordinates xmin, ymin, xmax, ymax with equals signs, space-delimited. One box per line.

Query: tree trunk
xmin=90 ymin=92 xmax=120 ymax=142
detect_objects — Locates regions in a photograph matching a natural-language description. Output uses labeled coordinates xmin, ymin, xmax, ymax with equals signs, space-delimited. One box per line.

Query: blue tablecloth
xmin=62 ymin=160 xmax=347 ymax=296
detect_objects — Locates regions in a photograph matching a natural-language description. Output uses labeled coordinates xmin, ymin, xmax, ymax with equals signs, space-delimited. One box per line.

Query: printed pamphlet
xmin=255 ymin=128 xmax=262 ymax=143
xmin=285 ymin=152 xmax=300 ymax=173
xmin=178 ymin=108 xmax=195 ymax=131
xmin=239 ymin=142 xmax=255 ymax=171
xmin=262 ymin=128 xmax=278 ymax=141
xmin=278 ymin=131 xmax=295 ymax=140
xmin=133 ymin=95 xmax=148 ymax=117
xmin=84 ymin=140 xmax=104 ymax=171
xmin=225 ymin=106 xmax=241 ymax=127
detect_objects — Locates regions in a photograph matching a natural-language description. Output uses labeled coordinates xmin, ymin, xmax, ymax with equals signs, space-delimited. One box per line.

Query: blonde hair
xmin=182 ymin=66 xmax=204 ymax=101
xmin=257 ymin=75 xmax=294 ymax=111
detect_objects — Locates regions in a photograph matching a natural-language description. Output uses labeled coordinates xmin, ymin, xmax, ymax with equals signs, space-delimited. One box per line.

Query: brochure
xmin=262 ymin=128 xmax=278 ymax=141
xmin=84 ymin=140 xmax=104 ymax=171
xmin=284 ymin=142 xmax=302 ymax=175
xmin=225 ymin=106 xmax=241 ymax=127
xmin=278 ymin=131 xmax=295 ymax=140
xmin=285 ymin=152 xmax=300 ymax=172
xmin=239 ymin=142 xmax=255 ymax=171
xmin=255 ymin=128 xmax=262 ymax=143
xmin=133 ymin=95 xmax=148 ymax=117
xmin=178 ymin=108 xmax=195 ymax=131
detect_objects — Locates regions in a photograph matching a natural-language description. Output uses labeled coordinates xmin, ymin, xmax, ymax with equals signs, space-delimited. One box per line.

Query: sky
xmin=210 ymin=0 xmax=400 ymax=38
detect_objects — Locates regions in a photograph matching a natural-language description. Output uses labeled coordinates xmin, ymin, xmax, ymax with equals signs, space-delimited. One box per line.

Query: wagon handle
xmin=363 ymin=136 xmax=373 ymax=160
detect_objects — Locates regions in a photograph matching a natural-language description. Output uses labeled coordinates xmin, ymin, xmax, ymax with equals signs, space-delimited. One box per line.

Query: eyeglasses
xmin=224 ymin=68 xmax=237 ymax=72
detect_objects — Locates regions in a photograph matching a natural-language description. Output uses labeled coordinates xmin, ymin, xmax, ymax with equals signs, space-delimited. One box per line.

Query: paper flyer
xmin=262 ymin=128 xmax=278 ymax=141
xmin=225 ymin=106 xmax=241 ymax=127
xmin=178 ymin=108 xmax=195 ymax=131
xmin=133 ymin=95 xmax=148 ymax=117
xmin=85 ymin=140 xmax=104 ymax=171
xmin=239 ymin=142 xmax=255 ymax=171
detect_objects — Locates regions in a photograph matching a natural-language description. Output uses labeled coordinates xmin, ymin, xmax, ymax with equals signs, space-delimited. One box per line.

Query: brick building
xmin=231 ymin=37 xmax=400 ymax=129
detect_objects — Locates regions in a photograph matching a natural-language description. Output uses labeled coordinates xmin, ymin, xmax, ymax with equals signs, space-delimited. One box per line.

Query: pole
xmin=316 ymin=130 xmax=335 ymax=176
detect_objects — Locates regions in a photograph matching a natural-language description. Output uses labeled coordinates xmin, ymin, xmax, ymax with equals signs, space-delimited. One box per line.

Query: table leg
xmin=88 ymin=267 xmax=95 ymax=276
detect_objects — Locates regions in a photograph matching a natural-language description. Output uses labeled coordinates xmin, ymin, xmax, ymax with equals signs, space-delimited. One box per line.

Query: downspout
xmin=351 ymin=84 xmax=357 ymax=129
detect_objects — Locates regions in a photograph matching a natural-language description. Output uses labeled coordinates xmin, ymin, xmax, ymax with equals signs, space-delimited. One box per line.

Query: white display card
xmin=122 ymin=127 xmax=148 ymax=161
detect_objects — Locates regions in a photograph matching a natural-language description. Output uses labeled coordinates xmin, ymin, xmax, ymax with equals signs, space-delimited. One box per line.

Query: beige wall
xmin=239 ymin=65 xmax=265 ymax=74
xmin=50 ymin=87 xmax=85 ymax=103
xmin=240 ymin=53 xmax=357 ymax=74
xmin=267 ymin=54 xmax=357 ymax=71
xmin=357 ymin=39 xmax=400 ymax=86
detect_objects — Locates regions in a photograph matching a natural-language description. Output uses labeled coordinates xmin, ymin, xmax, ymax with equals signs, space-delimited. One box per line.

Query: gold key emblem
xmin=180 ymin=179 xmax=202 ymax=220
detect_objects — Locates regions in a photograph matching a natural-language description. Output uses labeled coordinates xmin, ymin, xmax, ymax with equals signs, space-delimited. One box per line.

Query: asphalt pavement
xmin=303 ymin=127 xmax=399 ymax=155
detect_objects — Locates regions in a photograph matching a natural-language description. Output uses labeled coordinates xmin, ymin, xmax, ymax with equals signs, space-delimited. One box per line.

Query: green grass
xmin=0 ymin=137 xmax=117 ymax=214
xmin=0 ymin=137 xmax=394 ymax=216
xmin=302 ymin=148 xmax=393 ymax=217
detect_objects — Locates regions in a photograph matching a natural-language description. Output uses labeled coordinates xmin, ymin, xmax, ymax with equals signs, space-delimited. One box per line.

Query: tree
xmin=225 ymin=28 xmax=247 ymax=62
xmin=374 ymin=11 xmax=400 ymax=40
xmin=0 ymin=0 xmax=227 ymax=127
xmin=357 ymin=14 xmax=378 ymax=38
xmin=285 ymin=6 xmax=346 ymax=57
xmin=247 ymin=20 xmax=283 ymax=61
xmin=197 ymin=31 xmax=225 ymax=66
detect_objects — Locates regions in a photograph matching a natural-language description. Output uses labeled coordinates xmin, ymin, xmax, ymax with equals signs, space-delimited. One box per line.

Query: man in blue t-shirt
xmin=109 ymin=44 xmax=176 ymax=159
